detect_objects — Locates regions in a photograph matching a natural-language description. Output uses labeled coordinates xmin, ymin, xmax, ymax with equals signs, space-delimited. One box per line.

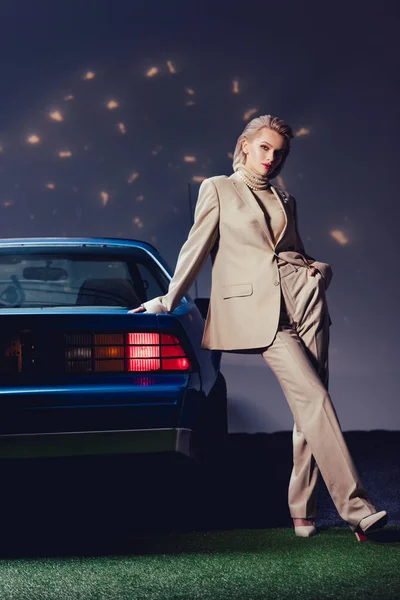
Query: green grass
xmin=0 ymin=528 xmax=399 ymax=600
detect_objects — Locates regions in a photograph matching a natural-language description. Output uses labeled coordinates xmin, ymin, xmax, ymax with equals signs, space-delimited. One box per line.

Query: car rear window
xmin=0 ymin=248 xmax=169 ymax=308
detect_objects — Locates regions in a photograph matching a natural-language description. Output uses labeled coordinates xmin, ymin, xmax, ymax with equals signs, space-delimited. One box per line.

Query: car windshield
xmin=0 ymin=247 xmax=169 ymax=308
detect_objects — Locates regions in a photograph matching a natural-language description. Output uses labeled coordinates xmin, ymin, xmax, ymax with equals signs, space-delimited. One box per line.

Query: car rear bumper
xmin=0 ymin=427 xmax=192 ymax=459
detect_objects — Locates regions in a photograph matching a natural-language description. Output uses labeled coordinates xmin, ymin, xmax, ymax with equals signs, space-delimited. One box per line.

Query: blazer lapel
xmin=270 ymin=184 xmax=288 ymax=249
xmin=229 ymin=173 xmax=288 ymax=251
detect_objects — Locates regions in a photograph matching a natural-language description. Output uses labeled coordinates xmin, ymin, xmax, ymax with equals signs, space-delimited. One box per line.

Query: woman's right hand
xmin=128 ymin=305 xmax=147 ymax=314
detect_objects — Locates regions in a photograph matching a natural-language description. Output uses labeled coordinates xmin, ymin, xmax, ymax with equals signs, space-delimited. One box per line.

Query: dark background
xmin=0 ymin=0 xmax=399 ymax=430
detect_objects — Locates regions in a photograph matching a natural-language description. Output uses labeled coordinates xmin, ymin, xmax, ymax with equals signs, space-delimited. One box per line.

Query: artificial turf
xmin=0 ymin=528 xmax=399 ymax=600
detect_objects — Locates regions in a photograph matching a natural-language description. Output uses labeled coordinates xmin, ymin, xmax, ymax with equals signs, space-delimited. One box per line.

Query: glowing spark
xmin=330 ymin=230 xmax=349 ymax=245
xmin=3 ymin=200 xmax=14 ymax=208
xmin=117 ymin=122 xmax=126 ymax=134
xmin=185 ymin=88 xmax=195 ymax=95
xmin=167 ymin=60 xmax=177 ymax=74
xmin=295 ymin=127 xmax=310 ymax=137
xmin=243 ymin=108 xmax=258 ymax=121
xmin=146 ymin=67 xmax=159 ymax=78
xmin=29 ymin=214 xmax=35 ymax=220
xmin=100 ymin=191 xmax=110 ymax=206
xmin=46 ymin=183 xmax=56 ymax=190
xmin=183 ymin=156 xmax=196 ymax=163
xmin=227 ymin=152 xmax=233 ymax=159
xmin=64 ymin=95 xmax=74 ymax=101
xmin=192 ymin=176 xmax=206 ymax=183
xmin=128 ymin=171 xmax=140 ymax=184
xmin=107 ymin=100 xmax=119 ymax=110
xmin=26 ymin=134 xmax=40 ymax=145
xmin=185 ymin=101 xmax=195 ymax=106
xmin=58 ymin=150 xmax=72 ymax=158
xmin=49 ymin=110 xmax=63 ymax=122
xmin=151 ymin=145 xmax=163 ymax=156
xmin=83 ymin=71 xmax=95 ymax=80
xmin=232 ymin=80 xmax=240 ymax=94
xmin=133 ymin=216 xmax=144 ymax=228
xmin=136 ymin=195 xmax=145 ymax=202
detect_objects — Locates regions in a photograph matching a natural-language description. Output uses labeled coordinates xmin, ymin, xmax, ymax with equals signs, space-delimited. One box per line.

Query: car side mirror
xmin=194 ymin=297 xmax=210 ymax=319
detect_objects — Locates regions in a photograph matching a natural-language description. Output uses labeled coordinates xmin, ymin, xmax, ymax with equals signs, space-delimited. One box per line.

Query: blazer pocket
xmin=222 ymin=283 xmax=253 ymax=299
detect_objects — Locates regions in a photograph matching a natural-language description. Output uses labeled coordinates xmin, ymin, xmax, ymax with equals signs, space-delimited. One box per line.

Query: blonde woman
xmin=130 ymin=115 xmax=387 ymax=541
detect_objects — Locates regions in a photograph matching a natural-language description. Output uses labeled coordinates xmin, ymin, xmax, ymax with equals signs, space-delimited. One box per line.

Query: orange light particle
xmin=330 ymin=230 xmax=349 ymax=245
xmin=100 ymin=191 xmax=110 ymax=206
xmin=83 ymin=71 xmax=96 ymax=80
xmin=133 ymin=216 xmax=144 ymax=228
xmin=146 ymin=67 xmax=159 ymax=78
xmin=26 ymin=134 xmax=40 ymax=145
xmin=243 ymin=108 xmax=258 ymax=121
xmin=107 ymin=100 xmax=119 ymax=110
xmin=128 ymin=172 xmax=140 ymax=184
xmin=295 ymin=127 xmax=310 ymax=137
xmin=167 ymin=61 xmax=177 ymax=74
xmin=49 ymin=110 xmax=63 ymax=122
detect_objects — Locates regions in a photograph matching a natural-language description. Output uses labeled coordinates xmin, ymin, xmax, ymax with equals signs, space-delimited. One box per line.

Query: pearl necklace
xmin=236 ymin=165 xmax=270 ymax=190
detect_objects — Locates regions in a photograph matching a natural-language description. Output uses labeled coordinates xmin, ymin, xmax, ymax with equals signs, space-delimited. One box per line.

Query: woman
xmin=130 ymin=114 xmax=387 ymax=541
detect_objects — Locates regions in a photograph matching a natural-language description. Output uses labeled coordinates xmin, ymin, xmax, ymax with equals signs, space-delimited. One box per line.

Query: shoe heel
xmin=355 ymin=532 xmax=368 ymax=542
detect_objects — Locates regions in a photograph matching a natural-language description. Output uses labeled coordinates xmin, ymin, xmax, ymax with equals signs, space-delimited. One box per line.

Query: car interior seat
xmin=75 ymin=278 xmax=142 ymax=307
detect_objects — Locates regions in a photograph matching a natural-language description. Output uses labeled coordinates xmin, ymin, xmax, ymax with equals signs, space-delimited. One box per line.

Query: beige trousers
xmin=261 ymin=262 xmax=376 ymax=531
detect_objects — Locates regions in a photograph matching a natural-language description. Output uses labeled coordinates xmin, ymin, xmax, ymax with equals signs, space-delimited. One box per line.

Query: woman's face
xmin=242 ymin=127 xmax=286 ymax=178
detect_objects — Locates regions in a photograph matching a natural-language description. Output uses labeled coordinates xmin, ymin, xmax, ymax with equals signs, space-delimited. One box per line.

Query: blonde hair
xmin=232 ymin=114 xmax=294 ymax=179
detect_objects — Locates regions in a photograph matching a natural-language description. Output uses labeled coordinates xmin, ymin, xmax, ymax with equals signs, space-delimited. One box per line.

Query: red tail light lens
xmin=65 ymin=332 xmax=192 ymax=373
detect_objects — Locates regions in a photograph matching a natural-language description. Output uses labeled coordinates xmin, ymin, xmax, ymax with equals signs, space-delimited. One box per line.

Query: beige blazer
xmin=142 ymin=172 xmax=333 ymax=351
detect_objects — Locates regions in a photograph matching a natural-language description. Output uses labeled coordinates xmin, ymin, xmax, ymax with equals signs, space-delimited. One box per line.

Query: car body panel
xmin=0 ymin=238 xmax=221 ymax=459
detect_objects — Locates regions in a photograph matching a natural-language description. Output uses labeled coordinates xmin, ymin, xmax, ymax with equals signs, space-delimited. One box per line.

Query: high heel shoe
xmin=354 ymin=510 xmax=388 ymax=542
xmin=293 ymin=519 xmax=317 ymax=537
xmin=295 ymin=525 xmax=317 ymax=537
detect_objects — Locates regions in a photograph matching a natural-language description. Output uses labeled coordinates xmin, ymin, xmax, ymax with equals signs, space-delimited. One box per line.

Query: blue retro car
xmin=0 ymin=238 xmax=227 ymax=463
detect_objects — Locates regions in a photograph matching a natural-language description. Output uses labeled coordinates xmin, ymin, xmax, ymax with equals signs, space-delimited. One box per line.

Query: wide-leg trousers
xmin=261 ymin=262 xmax=376 ymax=531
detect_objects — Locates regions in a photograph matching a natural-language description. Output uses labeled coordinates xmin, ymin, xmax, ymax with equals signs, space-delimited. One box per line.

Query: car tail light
xmin=65 ymin=332 xmax=192 ymax=373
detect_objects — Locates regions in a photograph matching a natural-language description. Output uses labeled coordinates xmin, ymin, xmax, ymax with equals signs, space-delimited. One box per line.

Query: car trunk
xmin=0 ymin=309 xmax=193 ymax=436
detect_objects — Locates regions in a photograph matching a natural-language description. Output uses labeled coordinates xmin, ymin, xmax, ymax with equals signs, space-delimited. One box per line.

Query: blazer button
xmin=274 ymin=280 xmax=280 ymax=286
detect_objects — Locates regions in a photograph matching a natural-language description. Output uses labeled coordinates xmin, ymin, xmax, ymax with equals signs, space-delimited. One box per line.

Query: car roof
xmin=0 ymin=237 xmax=158 ymax=253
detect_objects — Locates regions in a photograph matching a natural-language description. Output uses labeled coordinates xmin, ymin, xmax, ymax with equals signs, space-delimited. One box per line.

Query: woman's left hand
xmin=308 ymin=267 xmax=319 ymax=277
